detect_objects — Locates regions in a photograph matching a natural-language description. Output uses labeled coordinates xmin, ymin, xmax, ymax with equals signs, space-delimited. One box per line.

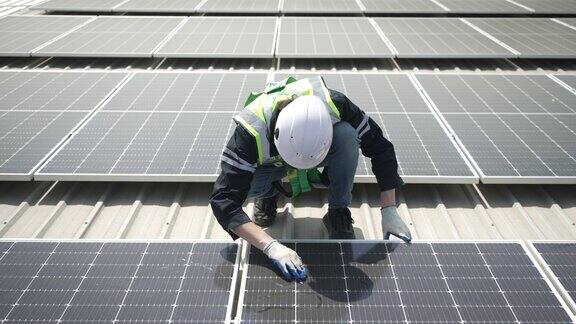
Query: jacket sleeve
xmin=330 ymin=89 xmax=404 ymax=192
xmin=209 ymin=125 xmax=258 ymax=240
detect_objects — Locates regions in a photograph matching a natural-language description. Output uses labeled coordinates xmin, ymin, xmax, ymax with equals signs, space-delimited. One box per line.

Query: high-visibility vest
xmin=234 ymin=76 xmax=341 ymax=166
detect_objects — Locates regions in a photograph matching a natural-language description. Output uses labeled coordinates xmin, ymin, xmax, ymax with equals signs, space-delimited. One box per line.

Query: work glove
xmin=263 ymin=240 xmax=308 ymax=282
xmin=381 ymin=206 xmax=412 ymax=243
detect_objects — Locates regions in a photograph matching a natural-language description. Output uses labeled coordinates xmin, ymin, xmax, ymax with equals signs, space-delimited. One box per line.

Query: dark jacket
xmin=210 ymin=89 xmax=403 ymax=239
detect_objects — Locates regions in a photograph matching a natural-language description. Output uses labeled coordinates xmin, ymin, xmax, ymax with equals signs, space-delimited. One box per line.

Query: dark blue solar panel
xmin=0 ymin=240 xmax=237 ymax=323
xmin=533 ymin=242 xmax=576 ymax=317
xmin=240 ymin=242 xmax=573 ymax=323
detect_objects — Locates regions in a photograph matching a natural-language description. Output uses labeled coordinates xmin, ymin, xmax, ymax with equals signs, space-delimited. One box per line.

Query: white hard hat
xmin=274 ymin=95 xmax=333 ymax=169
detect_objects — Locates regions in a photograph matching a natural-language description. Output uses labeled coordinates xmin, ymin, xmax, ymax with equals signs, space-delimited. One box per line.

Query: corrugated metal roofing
xmin=1 ymin=181 xmax=574 ymax=242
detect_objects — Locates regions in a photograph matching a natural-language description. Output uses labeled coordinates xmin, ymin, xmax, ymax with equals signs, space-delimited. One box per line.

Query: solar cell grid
xmin=0 ymin=15 xmax=92 ymax=56
xmin=34 ymin=16 xmax=184 ymax=58
xmin=0 ymin=71 xmax=127 ymax=180
xmin=556 ymin=75 xmax=576 ymax=91
xmin=282 ymin=0 xmax=362 ymax=13
xmin=32 ymin=0 xmax=123 ymax=12
xmin=0 ymin=240 xmax=238 ymax=323
xmin=361 ymin=0 xmax=446 ymax=13
xmin=36 ymin=72 xmax=268 ymax=181
xmin=239 ymin=241 xmax=573 ymax=323
xmin=273 ymin=73 xmax=477 ymax=182
xmin=532 ymin=242 xmax=576 ymax=316
xmin=436 ymin=0 xmax=528 ymax=13
xmin=197 ymin=0 xmax=280 ymax=13
xmin=512 ymin=0 xmax=576 ymax=14
xmin=559 ymin=18 xmax=576 ymax=28
xmin=115 ymin=0 xmax=203 ymax=12
xmin=155 ymin=17 xmax=277 ymax=58
xmin=276 ymin=17 xmax=393 ymax=58
xmin=374 ymin=18 xmax=515 ymax=58
xmin=467 ymin=18 xmax=576 ymax=58
xmin=416 ymin=74 xmax=576 ymax=183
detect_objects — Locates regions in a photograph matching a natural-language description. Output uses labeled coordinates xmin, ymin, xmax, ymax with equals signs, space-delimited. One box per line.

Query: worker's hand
xmin=381 ymin=206 xmax=412 ymax=243
xmin=263 ymin=240 xmax=308 ymax=282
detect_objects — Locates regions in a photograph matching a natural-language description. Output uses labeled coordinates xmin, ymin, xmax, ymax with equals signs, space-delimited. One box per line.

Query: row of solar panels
xmin=33 ymin=0 xmax=576 ymax=15
xmin=1 ymin=70 xmax=575 ymax=184
xmin=1 ymin=15 xmax=576 ymax=59
xmin=0 ymin=240 xmax=574 ymax=323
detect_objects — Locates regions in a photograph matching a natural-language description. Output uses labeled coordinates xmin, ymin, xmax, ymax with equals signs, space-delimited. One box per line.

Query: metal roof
xmin=1 ymin=181 xmax=574 ymax=242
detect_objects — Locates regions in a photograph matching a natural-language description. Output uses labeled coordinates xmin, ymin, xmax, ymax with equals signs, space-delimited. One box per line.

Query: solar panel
xmin=35 ymin=72 xmax=269 ymax=181
xmin=416 ymin=74 xmax=576 ymax=183
xmin=33 ymin=16 xmax=185 ymax=58
xmin=467 ymin=18 xmax=576 ymax=58
xmin=155 ymin=17 xmax=277 ymax=58
xmin=115 ymin=0 xmax=203 ymax=13
xmin=282 ymin=0 xmax=362 ymax=13
xmin=0 ymin=7 xmax=25 ymax=17
xmin=512 ymin=0 xmax=576 ymax=14
xmin=0 ymin=15 xmax=92 ymax=56
xmin=276 ymin=17 xmax=393 ymax=58
xmin=32 ymin=0 xmax=123 ymax=12
xmin=238 ymin=241 xmax=574 ymax=323
xmin=273 ymin=73 xmax=477 ymax=183
xmin=0 ymin=240 xmax=239 ymax=323
xmin=362 ymin=0 xmax=446 ymax=13
xmin=531 ymin=242 xmax=576 ymax=316
xmin=437 ymin=0 xmax=529 ymax=13
xmin=559 ymin=18 xmax=576 ymax=28
xmin=556 ymin=75 xmax=576 ymax=90
xmin=0 ymin=70 xmax=127 ymax=180
xmin=197 ymin=0 xmax=280 ymax=13
xmin=374 ymin=18 xmax=515 ymax=58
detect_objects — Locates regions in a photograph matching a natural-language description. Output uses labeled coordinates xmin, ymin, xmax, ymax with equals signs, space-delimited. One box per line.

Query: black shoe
xmin=323 ymin=208 xmax=356 ymax=239
xmin=253 ymin=194 xmax=279 ymax=227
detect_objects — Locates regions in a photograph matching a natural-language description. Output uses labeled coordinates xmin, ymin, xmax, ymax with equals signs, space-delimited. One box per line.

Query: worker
xmin=209 ymin=76 xmax=411 ymax=282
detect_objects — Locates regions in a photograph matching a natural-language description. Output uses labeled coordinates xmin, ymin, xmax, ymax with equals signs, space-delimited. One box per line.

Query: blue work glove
xmin=263 ymin=240 xmax=308 ymax=282
xmin=381 ymin=206 xmax=412 ymax=243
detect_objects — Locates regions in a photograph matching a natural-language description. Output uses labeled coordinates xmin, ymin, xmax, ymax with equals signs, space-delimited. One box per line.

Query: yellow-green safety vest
xmin=234 ymin=76 xmax=341 ymax=166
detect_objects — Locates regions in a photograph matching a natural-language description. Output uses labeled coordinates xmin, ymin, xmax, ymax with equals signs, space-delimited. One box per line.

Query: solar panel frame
xmin=236 ymin=239 xmax=576 ymax=323
xmin=0 ymin=15 xmax=94 ymax=57
xmin=32 ymin=0 xmax=125 ymax=12
xmin=196 ymin=0 xmax=281 ymax=13
xmin=32 ymin=16 xmax=186 ymax=58
xmin=373 ymin=18 xmax=516 ymax=59
xmin=272 ymin=72 xmax=479 ymax=184
xmin=34 ymin=71 xmax=272 ymax=182
xmin=415 ymin=73 xmax=576 ymax=184
xmin=154 ymin=17 xmax=278 ymax=59
xmin=0 ymin=238 xmax=241 ymax=323
xmin=466 ymin=18 xmax=576 ymax=59
xmin=276 ymin=17 xmax=394 ymax=58
xmin=0 ymin=70 xmax=129 ymax=181
xmin=529 ymin=241 xmax=576 ymax=317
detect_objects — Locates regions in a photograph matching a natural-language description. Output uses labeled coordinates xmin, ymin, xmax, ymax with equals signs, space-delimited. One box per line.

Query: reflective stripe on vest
xmin=234 ymin=76 xmax=341 ymax=165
